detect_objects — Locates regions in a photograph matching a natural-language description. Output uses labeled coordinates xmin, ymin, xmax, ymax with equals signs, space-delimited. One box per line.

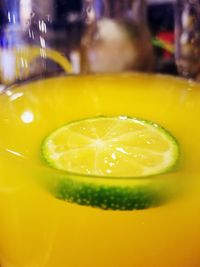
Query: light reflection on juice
xmin=0 ymin=73 xmax=200 ymax=267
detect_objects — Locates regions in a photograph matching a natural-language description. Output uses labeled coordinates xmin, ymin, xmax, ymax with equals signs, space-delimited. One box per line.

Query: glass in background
xmin=0 ymin=0 xmax=82 ymax=85
xmin=175 ymin=0 xmax=200 ymax=80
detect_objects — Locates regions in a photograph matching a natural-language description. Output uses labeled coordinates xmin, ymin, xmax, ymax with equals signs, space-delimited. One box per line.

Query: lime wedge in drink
xmin=41 ymin=116 xmax=180 ymax=210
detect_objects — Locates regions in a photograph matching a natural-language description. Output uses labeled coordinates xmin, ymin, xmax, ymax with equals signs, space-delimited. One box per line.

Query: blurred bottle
xmin=175 ymin=0 xmax=200 ymax=80
xmin=0 ymin=0 xmax=82 ymax=85
xmin=0 ymin=0 xmax=53 ymax=84
xmin=81 ymin=0 xmax=154 ymax=74
xmin=0 ymin=0 xmax=25 ymax=84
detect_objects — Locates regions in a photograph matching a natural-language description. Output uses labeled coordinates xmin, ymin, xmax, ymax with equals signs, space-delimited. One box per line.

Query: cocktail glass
xmin=0 ymin=1 xmax=200 ymax=267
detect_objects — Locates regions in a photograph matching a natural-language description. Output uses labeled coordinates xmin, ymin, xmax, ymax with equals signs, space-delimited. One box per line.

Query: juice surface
xmin=0 ymin=73 xmax=200 ymax=267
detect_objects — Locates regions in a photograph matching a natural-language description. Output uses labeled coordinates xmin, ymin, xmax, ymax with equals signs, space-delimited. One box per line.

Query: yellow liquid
xmin=0 ymin=73 xmax=200 ymax=267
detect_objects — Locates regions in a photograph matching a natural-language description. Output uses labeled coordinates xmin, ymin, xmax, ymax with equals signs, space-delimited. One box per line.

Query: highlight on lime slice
xmin=41 ymin=116 xmax=180 ymax=210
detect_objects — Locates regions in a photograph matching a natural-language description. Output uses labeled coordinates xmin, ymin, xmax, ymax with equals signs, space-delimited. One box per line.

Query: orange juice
xmin=0 ymin=73 xmax=200 ymax=267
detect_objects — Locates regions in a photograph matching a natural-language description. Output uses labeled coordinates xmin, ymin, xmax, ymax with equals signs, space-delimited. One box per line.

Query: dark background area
xmin=148 ymin=3 xmax=174 ymax=35
xmin=0 ymin=1 xmax=176 ymax=75
xmin=0 ymin=1 xmax=174 ymax=33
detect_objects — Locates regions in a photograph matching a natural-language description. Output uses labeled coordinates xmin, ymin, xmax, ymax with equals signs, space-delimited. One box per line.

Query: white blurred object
xmin=0 ymin=50 xmax=16 ymax=83
xmin=81 ymin=0 xmax=154 ymax=73
xmin=85 ymin=19 xmax=138 ymax=73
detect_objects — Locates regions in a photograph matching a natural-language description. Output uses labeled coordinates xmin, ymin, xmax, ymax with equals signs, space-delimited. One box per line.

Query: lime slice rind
xmin=48 ymin=172 xmax=180 ymax=211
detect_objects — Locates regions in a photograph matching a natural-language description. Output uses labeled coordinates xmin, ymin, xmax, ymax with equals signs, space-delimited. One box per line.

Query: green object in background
xmin=152 ymin=38 xmax=174 ymax=54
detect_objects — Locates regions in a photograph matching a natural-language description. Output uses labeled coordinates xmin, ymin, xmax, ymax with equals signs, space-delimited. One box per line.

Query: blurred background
xmin=0 ymin=0 xmax=177 ymax=83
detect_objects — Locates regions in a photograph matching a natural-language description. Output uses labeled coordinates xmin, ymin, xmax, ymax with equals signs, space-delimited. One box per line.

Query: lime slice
xmin=41 ymin=116 xmax=180 ymax=210
xmin=42 ymin=116 xmax=179 ymax=177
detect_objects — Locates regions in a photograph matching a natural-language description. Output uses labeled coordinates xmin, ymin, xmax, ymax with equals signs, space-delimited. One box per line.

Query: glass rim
xmin=1 ymin=71 xmax=192 ymax=95
xmin=0 ymin=71 xmax=184 ymax=182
